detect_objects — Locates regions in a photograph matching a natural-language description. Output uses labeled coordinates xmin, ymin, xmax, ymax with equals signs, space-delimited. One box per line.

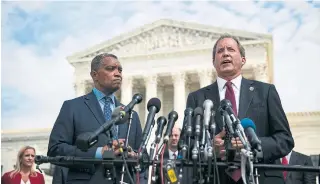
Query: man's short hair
xmin=212 ymin=33 xmax=246 ymax=61
xmin=91 ymin=53 xmax=118 ymax=72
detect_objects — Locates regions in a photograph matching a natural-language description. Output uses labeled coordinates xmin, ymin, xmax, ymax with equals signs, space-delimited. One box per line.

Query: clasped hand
xmin=101 ymin=139 xmax=137 ymax=158
xmin=213 ymin=129 xmax=244 ymax=160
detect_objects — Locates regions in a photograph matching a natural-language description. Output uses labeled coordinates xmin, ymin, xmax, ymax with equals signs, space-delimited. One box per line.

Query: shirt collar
xmin=217 ymin=75 xmax=242 ymax=92
xmin=92 ymin=87 xmax=115 ymax=104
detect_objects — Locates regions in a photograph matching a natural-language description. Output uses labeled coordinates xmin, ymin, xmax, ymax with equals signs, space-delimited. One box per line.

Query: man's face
xmin=213 ymin=38 xmax=246 ymax=79
xmin=91 ymin=57 xmax=122 ymax=93
xmin=169 ymin=128 xmax=181 ymax=147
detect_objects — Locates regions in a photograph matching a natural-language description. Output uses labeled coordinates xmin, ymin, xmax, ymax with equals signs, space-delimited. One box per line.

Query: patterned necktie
xmin=225 ymin=81 xmax=241 ymax=182
xmin=225 ymin=81 xmax=238 ymax=116
xmin=104 ymin=97 xmax=118 ymax=140
xmin=282 ymin=157 xmax=288 ymax=180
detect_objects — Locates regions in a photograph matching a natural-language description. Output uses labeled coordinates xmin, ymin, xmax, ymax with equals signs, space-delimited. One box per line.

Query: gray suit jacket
xmin=47 ymin=91 xmax=143 ymax=184
xmin=285 ymin=151 xmax=316 ymax=184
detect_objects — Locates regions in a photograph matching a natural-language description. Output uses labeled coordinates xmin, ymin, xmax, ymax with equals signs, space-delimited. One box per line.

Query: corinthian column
xmin=254 ymin=64 xmax=268 ymax=83
xmin=198 ymin=69 xmax=213 ymax=88
xmin=172 ymin=72 xmax=186 ymax=129
xmin=121 ymin=76 xmax=133 ymax=105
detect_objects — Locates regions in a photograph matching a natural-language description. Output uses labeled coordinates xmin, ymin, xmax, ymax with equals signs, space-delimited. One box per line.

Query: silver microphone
xmin=203 ymin=99 xmax=214 ymax=130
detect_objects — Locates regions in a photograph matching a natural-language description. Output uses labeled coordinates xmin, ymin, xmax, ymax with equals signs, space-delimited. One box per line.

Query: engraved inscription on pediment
xmin=80 ymin=25 xmax=255 ymax=59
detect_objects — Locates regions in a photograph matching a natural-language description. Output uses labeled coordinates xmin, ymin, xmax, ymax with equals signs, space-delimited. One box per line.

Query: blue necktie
xmin=104 ymin=97 xmax=118 ymax=140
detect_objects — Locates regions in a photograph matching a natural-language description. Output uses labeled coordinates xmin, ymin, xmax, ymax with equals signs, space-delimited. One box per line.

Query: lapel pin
xmin=249 ymin=86 xmax=254 ymax=91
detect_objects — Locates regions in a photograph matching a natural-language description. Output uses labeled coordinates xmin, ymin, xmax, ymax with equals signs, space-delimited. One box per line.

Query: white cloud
xmin=1 ymin=1 xmax=320 ymax=130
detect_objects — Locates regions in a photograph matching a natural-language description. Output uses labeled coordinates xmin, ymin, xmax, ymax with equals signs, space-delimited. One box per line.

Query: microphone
xmin=184 ymin=108 xmax=193 ymax=137
xmin=203 ymin=99 xmax=213 ymax=130
xmin=139 ymin=98 xmax=161 ymax=152
xmin=75 ymin=108 xmax=127 ymax=151
xmin=241 ymin=118 xmax=262 ymax=151
xmin=123 ymin=93 xmax=143 ymax=113
xmin=194 ymin=107 xmax=203 ymax=138
xmin=112 ymin=106 xmax=130 ymax=124
xmin=163 ymin=110 xmax=179 ymax=143
xmin=155 ymin=116 xmax=167 ymax=144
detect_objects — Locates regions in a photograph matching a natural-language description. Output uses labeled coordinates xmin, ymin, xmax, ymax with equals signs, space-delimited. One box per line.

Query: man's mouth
xmin=222 ymin=60 xmax=232 ymax=65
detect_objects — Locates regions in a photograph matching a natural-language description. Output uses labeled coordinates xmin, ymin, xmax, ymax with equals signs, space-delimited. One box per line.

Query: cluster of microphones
xmin=35 ymin=93 xmax=263 ymax=184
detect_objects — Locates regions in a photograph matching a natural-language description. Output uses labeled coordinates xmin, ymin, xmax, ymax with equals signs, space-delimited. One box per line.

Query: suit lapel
xmin=84 ymin=92 xmax=105 ymax=126
xmin=238 ymin=78 xmax=255 ymax=120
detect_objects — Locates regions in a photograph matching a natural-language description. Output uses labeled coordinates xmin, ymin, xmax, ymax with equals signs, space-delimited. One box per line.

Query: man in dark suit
xmin=283 ymin=150 xmax=316 ymax=184
xmin=47 ymin=53 xmax=143 ymax=184
xmin=186 ymin=34 xmax=294 ymax=184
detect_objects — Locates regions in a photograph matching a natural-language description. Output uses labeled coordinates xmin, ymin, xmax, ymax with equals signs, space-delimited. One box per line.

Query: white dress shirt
xmin=168 ymin=149 xmax=178 ymax=160
xmin=216 ymin=75 xmax=242 ymax=112
xmin=20 ymin=179 xmax=30 ymax=184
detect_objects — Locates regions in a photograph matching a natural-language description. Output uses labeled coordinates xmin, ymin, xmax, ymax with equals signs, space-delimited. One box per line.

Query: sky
xmin=1 ymin=0 xmax=320 ymax=131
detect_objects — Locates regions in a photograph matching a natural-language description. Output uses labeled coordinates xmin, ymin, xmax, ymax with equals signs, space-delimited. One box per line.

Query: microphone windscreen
xmin=220 ymin=99 xmax=232 ymax=110
xmin=194 ymin=107 xmax=203 ymax=116
xmin=241 ymin=118 xmax=256 ymax=130
xmin=112 ymin=106 xmax=129 ymax=124
xmin=147 ymin=98 xmax=161 ymax=113
xmin=132 ymin=93 xmax=143 ymax=103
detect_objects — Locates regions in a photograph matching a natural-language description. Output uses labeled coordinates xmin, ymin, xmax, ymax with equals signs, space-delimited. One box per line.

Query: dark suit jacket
xmin=47 ymin=91 xmax=143 ymax=184
xmin=285 ymin=151 xmax=316 ymax=184
xmin=186 ymin=78 xmax=294 ymax=184
xmin=52 ymin=165 xmax=68 ymax=184
xmin=1 ymin=171 xmax=45 ymax=184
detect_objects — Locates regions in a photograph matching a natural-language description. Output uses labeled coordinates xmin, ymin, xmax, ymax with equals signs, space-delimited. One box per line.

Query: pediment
xmin=68 ymin=19 xmax=272 ymax=61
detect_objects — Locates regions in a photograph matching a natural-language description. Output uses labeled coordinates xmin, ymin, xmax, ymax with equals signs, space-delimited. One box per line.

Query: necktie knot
xmin=225 ymin=81 xmax=233 ymax=88
xmin=105 ymin=96 xmax=112 ymax=104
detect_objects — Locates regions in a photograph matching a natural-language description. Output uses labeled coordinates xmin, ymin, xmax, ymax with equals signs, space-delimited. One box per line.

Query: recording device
xmin=123 ymin=93 xmax=143 ymax=113
xmin=139 ymin=98 xmax=161 ymax=153
xmin=163 ymin=110 xmax=178 ymax=143
xmin=75 ymin=108 xmax=127 ymax=151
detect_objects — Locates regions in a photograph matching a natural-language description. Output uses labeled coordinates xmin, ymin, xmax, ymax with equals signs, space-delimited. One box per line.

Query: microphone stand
xmin=120 ymin=111 xmax=133 ymax=184
xmin=205 ymin=130 xmax=213 ymax=184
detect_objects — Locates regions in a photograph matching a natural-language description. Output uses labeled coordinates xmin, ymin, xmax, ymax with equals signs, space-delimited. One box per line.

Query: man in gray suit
xmin=282 ymin=150 xmax=316 ymax=184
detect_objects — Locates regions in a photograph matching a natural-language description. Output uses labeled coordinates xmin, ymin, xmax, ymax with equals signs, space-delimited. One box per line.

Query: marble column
xmin=121 ymin=76 xmax=133 ymax=105
xmin=144 ymin=74 xmax=158 ymax=118
xmin=198 ymin=69 xmax=213 ymax=88
xmin=172 ymin=72 xmax=186 ymax=129
xmin=254 ymin=64 xmax=268 ymax=83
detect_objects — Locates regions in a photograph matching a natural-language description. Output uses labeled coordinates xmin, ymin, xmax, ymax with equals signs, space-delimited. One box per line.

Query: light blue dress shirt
xmin=92 ymin=87 xmax=116 ymax=159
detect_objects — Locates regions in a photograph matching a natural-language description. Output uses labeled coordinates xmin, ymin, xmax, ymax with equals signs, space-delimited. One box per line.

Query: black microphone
xmin=220 ymin=99 xmax=239 ymax=124
xmin=123 ymin=93 xmax=143 ymax=113
xmin=193 ymin=107 xmax=203 ymax=145
xmin=139 ymin=98 xmax=161 ymax=152
xmin=155 ymin=116 xmax=167 ymax=144
xmin=163 ymin=110 xmax=178 ymax=143
xmin=184 ymin=108 xmax=193 ymax=137
xmin=241 ymin=118 xmax=262 ymax=151
xmin=75 ymin=108 xmax=127 ymax=151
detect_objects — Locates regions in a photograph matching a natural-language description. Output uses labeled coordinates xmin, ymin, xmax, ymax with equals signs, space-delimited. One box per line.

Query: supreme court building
xmin=2 ymin=19 xmax=320 ymax=183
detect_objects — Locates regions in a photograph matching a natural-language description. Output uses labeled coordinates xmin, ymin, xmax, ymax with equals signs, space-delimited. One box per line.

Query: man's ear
xmin=241 ymin=57 xmax=246 ymax=66
xmin=90 ymin=71 xmax=97 ymax=80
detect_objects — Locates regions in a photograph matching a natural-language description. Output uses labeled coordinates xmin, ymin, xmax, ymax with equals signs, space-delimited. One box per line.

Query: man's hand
xmin=213 ymin=129 xmax=226 ymax=160
xmin=231 ymin=137 xmax=244 ymax=149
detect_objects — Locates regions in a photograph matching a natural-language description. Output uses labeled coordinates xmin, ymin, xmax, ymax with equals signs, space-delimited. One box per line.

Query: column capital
xmin=144 ymin=74 xmax=158 ymax=85
xmin=253 ymin=63 xmax=268 ymax=82
xmin=171 ymin=72 xmax=186 ymax=83
xmin=196 ymin=68 xmax=213 ymax=79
